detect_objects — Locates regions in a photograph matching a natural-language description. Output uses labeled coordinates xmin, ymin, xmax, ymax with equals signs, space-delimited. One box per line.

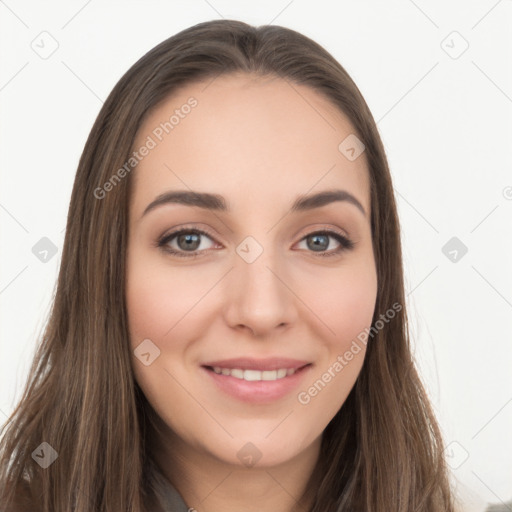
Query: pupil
xmin=179 ymin=233 xmax=200 ymax=250
xmin=309 ymin=234 xmax=328 ymax=251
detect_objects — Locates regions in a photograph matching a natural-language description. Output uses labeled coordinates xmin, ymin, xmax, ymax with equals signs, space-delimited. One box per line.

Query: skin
xmin=126 ymin=73 xmax=378 ymax=512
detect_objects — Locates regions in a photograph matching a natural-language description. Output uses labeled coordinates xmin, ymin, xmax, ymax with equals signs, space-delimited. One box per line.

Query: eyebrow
xmin=141 ymin=188 xmax=367 ymax=219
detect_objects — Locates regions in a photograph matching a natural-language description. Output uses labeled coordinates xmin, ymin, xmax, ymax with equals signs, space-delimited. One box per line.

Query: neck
xmin=147 ymin=410 xmax=322 ymax=512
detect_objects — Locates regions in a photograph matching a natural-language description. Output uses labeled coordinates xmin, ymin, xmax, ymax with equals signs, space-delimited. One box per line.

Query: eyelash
xmin=157 ymin=225 xmax=355 ymax=259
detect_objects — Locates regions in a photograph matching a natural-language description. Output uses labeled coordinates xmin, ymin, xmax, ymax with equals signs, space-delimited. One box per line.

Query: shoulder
xmin=485 ymin=503 xmax=512 ymax=511
xmin=146 ymin=458 xmax=190 ymax=512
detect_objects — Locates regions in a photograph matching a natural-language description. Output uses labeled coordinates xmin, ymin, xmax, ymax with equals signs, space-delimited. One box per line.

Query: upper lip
xmin=202 ymin=357 xmax=311 ymax=371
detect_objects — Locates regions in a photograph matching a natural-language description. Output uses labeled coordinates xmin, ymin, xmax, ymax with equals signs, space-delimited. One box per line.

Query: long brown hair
xmin=0 ymin=19 xmax=455 ymax=511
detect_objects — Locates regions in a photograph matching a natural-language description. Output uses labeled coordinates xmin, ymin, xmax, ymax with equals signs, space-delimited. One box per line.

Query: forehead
xmin=130 ymin=73 xmax=371 ymax=219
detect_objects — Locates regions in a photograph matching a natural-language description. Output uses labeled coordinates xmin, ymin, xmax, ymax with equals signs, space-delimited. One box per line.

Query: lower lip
xmin=201 ymin=365 xmax=312 ymax=404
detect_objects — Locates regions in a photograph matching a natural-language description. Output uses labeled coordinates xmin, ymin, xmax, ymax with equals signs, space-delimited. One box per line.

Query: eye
xmin=157 ymin=227 xmax=355 ymax=258
xmin=295 ymin=230 xmax=355 ymax=257
xmin=157 ymin=227 xmax=218 ymax=258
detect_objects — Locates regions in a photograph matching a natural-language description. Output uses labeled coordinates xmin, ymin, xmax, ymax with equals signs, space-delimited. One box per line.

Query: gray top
xmin=485 ymin=504 xmax=512 ymax=511
xmin=149 ymin=460 xmax=512 ymax=512
xmin=148 ymin=458 xmax=190 ymax=512
xmin=150 ymin=461 xmax=512 ymax=512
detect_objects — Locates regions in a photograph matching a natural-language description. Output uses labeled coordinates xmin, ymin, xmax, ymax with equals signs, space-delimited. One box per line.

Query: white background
xmin=1 ymin=1 xmax=511 ymax=510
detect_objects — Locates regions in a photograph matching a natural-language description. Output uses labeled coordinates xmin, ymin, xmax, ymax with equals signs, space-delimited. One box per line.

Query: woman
xmin=0 ymin=19 xmax=455 ymax=511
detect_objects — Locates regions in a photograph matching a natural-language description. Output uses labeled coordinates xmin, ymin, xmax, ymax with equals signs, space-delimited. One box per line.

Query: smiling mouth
xmin=201 ymin=361 xmax=313 ymax=403
xmin=203 ymin=364 xmax=311 ymax=382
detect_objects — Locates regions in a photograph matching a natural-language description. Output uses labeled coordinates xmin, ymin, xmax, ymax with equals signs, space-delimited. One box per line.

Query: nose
xmin=223 ymin=249 xmax=298 ymax=337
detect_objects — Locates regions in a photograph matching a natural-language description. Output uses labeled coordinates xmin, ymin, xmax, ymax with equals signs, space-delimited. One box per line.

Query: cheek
xmin=125 ymin=257 xmax=206 ymax=427
xmin=126 ymin=256 xmax=207 ymax=344
xmin=125 ymin=252 xmax=218 ymax=405
xmin=293 ymin=259 xmax=377 ymax=413
xmin=296 ymin=257 xmax=378 ymax=345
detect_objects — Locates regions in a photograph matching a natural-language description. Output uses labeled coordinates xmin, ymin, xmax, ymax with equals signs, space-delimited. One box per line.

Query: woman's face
xmin=126 ymin=73 xmax=377 ymax=468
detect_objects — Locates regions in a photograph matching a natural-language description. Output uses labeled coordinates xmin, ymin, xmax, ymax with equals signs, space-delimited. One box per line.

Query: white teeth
xmin=243 ymin=370 xmax=261 ymax=381
xmin=210 ymin=366 xmax=300 ymax=381
xmin=230 ymin=368 xmax=244 ymax=379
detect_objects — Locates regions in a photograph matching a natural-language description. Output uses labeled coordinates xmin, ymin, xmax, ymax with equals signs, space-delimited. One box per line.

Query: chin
xmin=204 ymin=431 xmax=315 ymax=469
